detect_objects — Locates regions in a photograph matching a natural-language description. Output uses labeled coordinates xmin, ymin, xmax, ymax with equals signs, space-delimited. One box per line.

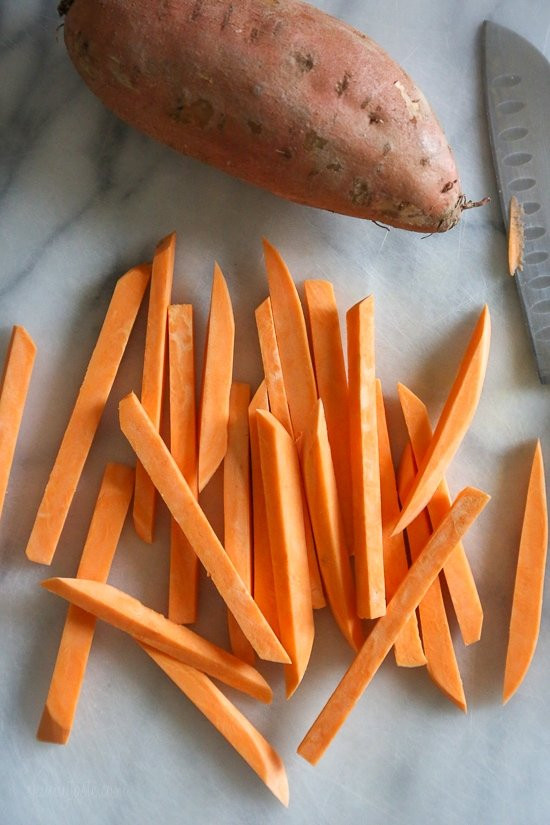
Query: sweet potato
xmin=60 ymin=0 xmax=476 ymax=232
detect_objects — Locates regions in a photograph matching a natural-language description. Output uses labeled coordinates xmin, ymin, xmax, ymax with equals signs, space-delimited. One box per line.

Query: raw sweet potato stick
xmin=139 ymin=644 xmax=289 ymax=805
xmin=304 ymin=280 xmax=353 ymax=550
xmin=134 ymin=233 xmax=175 ymax=542
xmin=347 ymin=296 xmax=385 ymax=618
xmin=257 ymin=410 xmax=314 ymax=697
xmin=375 ymin=381 xmax=425 ymax=667
xmin=119 ymin=392 xmax=289 ymax=664
xmin=26 ymin=263 xmax=150 ymax=565
xmin=0 ymin=325 xmax=36 ymax=519
xmin=398 ymin=383 xmax=483 ymax=645
xmin=397 ymin=444 xmax=466 ymax=711
xmin=197 ymin=263 xmax=235 ymax=492
xmin=224 ymin=382 xmax=255 ymax=664
xmin=168 ymin=304 xmax=199 ymax=624
xmin=297 ymin=487 xmax=489 ymax=764
xmin=394 ymin=305 xmax=491 ymax=534
xmin=503 ymin=441 xmax=548 ymax=704
xmin=248 ymin=383 xmax=279 ymax=636
xmin=41 ymin=578 xmax=273 ymax=703
xmin=37 ymin=463 xmax=134 ymax=744
xmin=301 ymin=400 xmax=364 ymax=651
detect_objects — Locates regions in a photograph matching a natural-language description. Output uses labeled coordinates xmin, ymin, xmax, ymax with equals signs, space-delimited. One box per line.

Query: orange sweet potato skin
xmin=62 ymin=0 xmax=463 ymax=232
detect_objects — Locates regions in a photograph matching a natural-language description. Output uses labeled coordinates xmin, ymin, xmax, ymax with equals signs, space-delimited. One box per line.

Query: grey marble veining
xmin=1 ymin=2 xmax=550 ymax=824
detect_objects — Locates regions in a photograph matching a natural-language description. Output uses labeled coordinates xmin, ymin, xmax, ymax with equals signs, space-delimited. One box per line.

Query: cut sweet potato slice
xmin=134 ymin=233 xmax=175 ymax=542
xmin=41 ymin=578 xmax=273 ymax=703
xmin=347 ymin=296 xmax=385 ymax=618
xmin=257 ymin=410 xmax=314 ymax=697
xmin=0 ymin=325 xmax=36 ymax=519
xmin=297 ymin=487 xmax=490 ymax=764
xmin=26 ymin=263 xmax=150 ymax=565
xmin=140 ymin=644 xmax=289 ymax=805
xmin=375 ymin=381 xmax=425 ymax=668
xmin=301 ymin=400 xmax=363 ymax=651
xmin=398 ymin=382 xmax=483 ymax=645
xmin=503 ymin=442 xmax=548 ymax=704
xmin=37 ymin=463 xmax=134 ymax=744
xmin=394 ymin=305 xmax=491 ymax=534
xmin=119 ymin=392 xmax=289 ymax=664
xmin=397 ymin=444 xmax=467 ymax=712
xmin=224 ymin=382 xmax=254 ymax=664
xmin=304 ymin=280 xmax=353 ymax=550
xmin=248 ymin=382 xmax=279 ymax=636
xmin=197 ymin=263 xmax=235 ymax=492
xmin=168 ymin=304 xmax=199 ymax=624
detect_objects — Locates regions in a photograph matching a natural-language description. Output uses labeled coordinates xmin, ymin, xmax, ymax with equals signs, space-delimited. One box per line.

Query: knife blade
xmin=482 ymin=20 xmax=550 ymax=384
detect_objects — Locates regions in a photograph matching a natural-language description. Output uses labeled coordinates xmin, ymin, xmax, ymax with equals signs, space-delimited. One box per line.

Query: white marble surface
xmin=1 ymin=1 xmax=550 ymax=823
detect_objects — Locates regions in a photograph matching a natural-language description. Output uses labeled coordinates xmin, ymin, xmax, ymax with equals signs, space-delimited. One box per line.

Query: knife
xmin=482 ymin=21 xmax=550 ymax=384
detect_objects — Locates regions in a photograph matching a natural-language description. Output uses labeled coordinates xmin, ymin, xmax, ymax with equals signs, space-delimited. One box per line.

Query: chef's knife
xmin=482 ymin=20 xmax=550 ymax=384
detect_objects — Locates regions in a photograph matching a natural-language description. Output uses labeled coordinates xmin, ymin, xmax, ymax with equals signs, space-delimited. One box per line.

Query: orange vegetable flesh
xmin=140 ymin=644 xmax=289 ymax=806
xmin=119 ymin=392 xmax=288 ymax=664
xmin=0 ymin=325 xmax=36 ymax=519
xmin=248 ymin=383 xmax=279 ymax=636
xmin=297 ymin=487 xmax=490 ymax=764
xmin=394 ymin=305 xmax=491 ymax=534
xmin=508 ymin=195 xmax=524 ymax=277
xmin=197 ymin=263 xmax=235 ymax=492
xmin=304 ymin=280 xmax=353 ymax=550
xmin=41 ymin=578 xmax=273 ymax=703
xmin=257 ymin=410 xmax=314 ymax=697
xmin=301 ymin=400 xmax=364 ymax=651
xmin=397 ymin=444 xmax=466 ymax=712
xmin=262 ymin=239 xmax=317 ymax=438
xmin=346 ymin=296 xmax=385 ymax=618
xmin=224 ymin=382 xmax=255 ymax=664
xmin=503 ymin=441 xmax=548 ymax=704
xmin=37 ymin=463 xmax=134 ymax=743
xmin=375 ymin=381 xmax=425 ymax=668
xmin=255 ymin=297 xmax=293 ymax=435
xmin=398 ymin=382 xmax=483 ymax=645
xmin=168 ymin=304 xmax=199 ymax=624
xmin=300 ymin=477 xmax=327 ymax=610
xmin=133 ymin=233 xmax=175 ymax=543
xmin=26 ymin=263 xmax=151 ymax=565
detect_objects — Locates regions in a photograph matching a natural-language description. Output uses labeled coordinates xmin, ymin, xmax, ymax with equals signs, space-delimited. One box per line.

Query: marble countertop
xmin=1 ymin=1 xmax=550 ymax=823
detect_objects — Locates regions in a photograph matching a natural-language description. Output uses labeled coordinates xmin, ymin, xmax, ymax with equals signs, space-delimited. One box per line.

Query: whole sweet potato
xmin=60 ymin=0 xmax=475 ymax=232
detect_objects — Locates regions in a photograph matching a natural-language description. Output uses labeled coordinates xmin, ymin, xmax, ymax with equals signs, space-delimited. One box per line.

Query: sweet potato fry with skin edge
xmin=134 ymin=233 xmax=175 ymax=543
xmin=0 ymin=326 xmax=36 ymax=519
xmin=119 ymin=392 xmax=289 ymax=664
xmin=139 ymin=644 xmax=289 ymax=806
xmin=262 ymin=239 xmax=317 ymax=439
xmin=224 ymin=383 xmax=255 ymax=664
xmin=257 ymin=410 xmax=314 ymax=697
xmin=304 ymin=280 xmax=353 ymax=550
xmin=503 ymin=442 xmax=548 ymax=704
xmin=398 ymin=383 xmax=483 ymax=645
xmin=41 ymin=578 xmax=273 ymax=703
xmin=393 ymin=305 xmax=491 ymax=535
xmin=168 ymin=305 xmax=199 ymax=624
xmin=26 ymin=264 xmax=150 ymax=565
xmin=297 ymin=487 xmax=490 ymax=764
xmin=375 ymin=381 xmax=425 ymax=667
xmin=301 ymin=400 xmax=364 ymax=651
xmin=248 ymin=383 xmax=279 ymax=636
xmin=197 ymin=263 xmax=235 ymax=492
xmin=255 ymin=298 xmax=293 ymax=436
xmin=37 ymin=464 xmax=134 ymax=744
xmin=397 ymin=445 xmax=466 ymax=711
xmin=347 ymin=296 xmax=385 ymax=618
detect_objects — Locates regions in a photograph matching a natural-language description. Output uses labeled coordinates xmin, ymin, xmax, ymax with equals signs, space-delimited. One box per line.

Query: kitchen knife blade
xmin=483 ymin=20 xmax=550 ymax=384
